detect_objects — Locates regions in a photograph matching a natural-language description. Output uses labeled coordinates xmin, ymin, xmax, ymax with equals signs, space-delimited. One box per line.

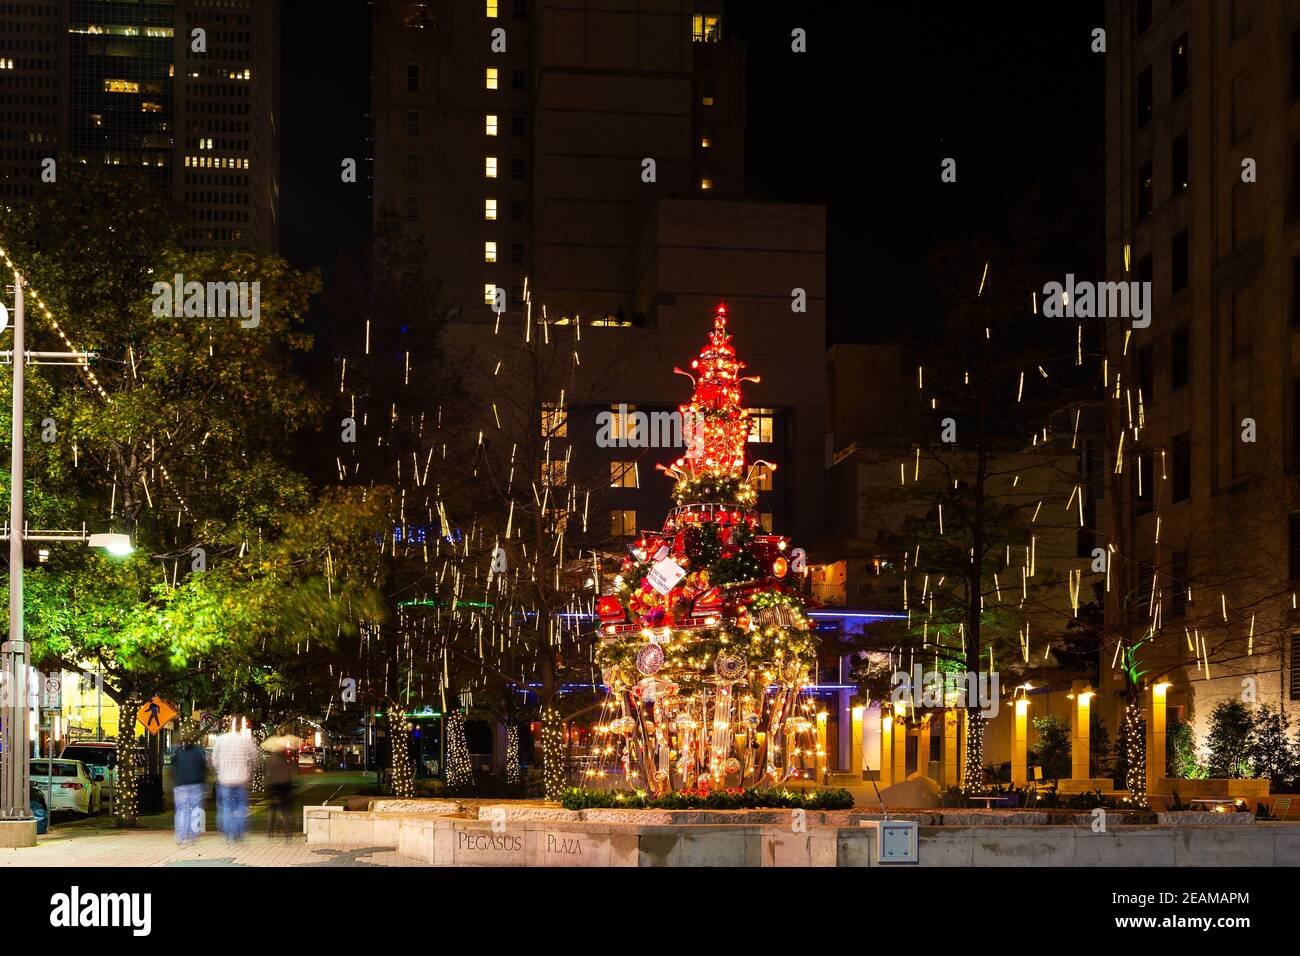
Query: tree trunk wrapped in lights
xmin=115 ymin=696 xmax=143 ymax=827
xmin=592 ymin=304 xmax=819 ymax=796
xmin=1121 ymin=639 xmax=1150 ymax=805
xmin=505 ymin=723 xmax=521 ymax=786
xmin=963 ymin=711 xmax=985 ymax=793
xmin=541 ymin=704 xmax=566 ymax=800
xmin=249 ymin=726 xmax=267 ymax=794
xmin=1123 ymin=701 xmax=1146 ymax=805
xmin=386 ymin=705 xmax=416 ymax=798
xmin=444 ymin=707 xmax=473 ymax=789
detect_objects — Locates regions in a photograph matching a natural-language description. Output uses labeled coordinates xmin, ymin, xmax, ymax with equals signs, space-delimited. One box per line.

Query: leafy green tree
xmin=3 ymin=169 xmax=389 ymax=822
xmin=1089 ymin=710 xmax=1113 ymax=780
xmin=1247 ymin=704 xmax=1298 ymax=783
xmin=1028 ymin=714 xmax=1071 ymax=782
xmin=1166 ymin=716 xmax=1205 ymax=779
xmin=1205 ymin=700 xmax=1253 ymax=779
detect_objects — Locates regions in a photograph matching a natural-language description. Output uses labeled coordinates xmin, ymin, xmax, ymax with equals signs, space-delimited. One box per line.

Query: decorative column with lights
xmin=1146 ymin=681 xmax=1169 ymax=800
xmin=943 ymin=706 xmax=961 ymax=788
xmin=1012 ymin=697 xmax=1029 ymax=786
xmin=1070 ymin=681 xmax=1093 ymax=783
xmin=893 ymin=707 xmax=907 ymax=784
xmin=879 ymin=712 xmax=894 ymax=788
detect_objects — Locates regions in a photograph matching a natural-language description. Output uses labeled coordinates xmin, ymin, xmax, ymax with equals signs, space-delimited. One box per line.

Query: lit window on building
xmin=542 ymin=402 xmax=567 ymax=437
xmin=486 ymin=67 xmax=499 ymax=90
xmin=611 ymin=404 xmax=637 ymax=441
xmin=692 ymin=15 xmax=721 ymax=42
xmin=485 ymin=198 xmax=498 ymax=220
xmin=700 ymin=135 xmax=713 ymax=148
xmin=611 ymin=509 xmax=637 ymax=537
xmin=141 ymin=102 xmax=162 ymax=113
xmin=541 ymin=459 xmax=567 ymax=485
xmin=484 ymin=283 xmax=497 ymax=305
xmin=700 ymin=178 xmax=714 ymax=191
xmin=748 ymin=408 xmax=774 ymax=443
xmin=104 ymin=79 xmax=140 ymax=93
xmin=610 ymin=461 xmax=638 ymax=488
xmin=485 ymin=241 xmax=497 ymax=263
xmin=486 ymin=114 xmax=498 ymax=136
xmin=487 ymin=0 xmax=499 ymax=16
xmin=485 ymin=156 xmax=498 ymax=178
xmin=0 ymin=59 xmax=14 ymax=70
xmin=752 ymin=462 xmax=774 ymax=491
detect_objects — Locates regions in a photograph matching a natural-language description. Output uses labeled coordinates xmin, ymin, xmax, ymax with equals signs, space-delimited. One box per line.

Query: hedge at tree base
xmin=561 ymin=786 xmax=854 ymax=811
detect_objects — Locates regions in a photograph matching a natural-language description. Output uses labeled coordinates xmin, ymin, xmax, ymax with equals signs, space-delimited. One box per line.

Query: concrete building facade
xmin=1101 ymin=0 xmax=1300 ymax=750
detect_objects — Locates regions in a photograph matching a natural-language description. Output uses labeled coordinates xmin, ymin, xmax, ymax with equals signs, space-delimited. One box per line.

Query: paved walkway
xmin=2 ymin=770 xmax=426 ymax=867
xmin=0 ymin=828 xmax=422 ymax=867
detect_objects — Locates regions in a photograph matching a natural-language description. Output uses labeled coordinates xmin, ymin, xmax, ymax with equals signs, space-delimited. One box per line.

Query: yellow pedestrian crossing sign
xmin=137 ymin=696 xmax=177 ymax=734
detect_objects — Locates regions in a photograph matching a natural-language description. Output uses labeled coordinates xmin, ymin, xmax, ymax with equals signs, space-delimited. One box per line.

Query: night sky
xmin=279 ymin=1 xmax=1104 ymax=345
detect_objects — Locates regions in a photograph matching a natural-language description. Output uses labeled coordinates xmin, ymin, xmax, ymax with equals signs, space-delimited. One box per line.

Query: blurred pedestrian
xmin=260 ymin=728 xmax=302 ymax=838
xmin=264 ymin=744 xmax=296 ymax=837
xmin=172 ymin=729 xmax=208 ymax=846
xmin=212 ymin=721 xmax=257 ymax=841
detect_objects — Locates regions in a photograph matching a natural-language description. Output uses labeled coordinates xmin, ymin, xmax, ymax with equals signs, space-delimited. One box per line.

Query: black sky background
xmin=279 ymin=1 xmax=1105 ymax=346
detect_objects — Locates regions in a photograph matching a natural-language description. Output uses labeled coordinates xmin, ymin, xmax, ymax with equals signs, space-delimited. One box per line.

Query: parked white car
xmin=31 ymin=759 xmax=102 ymax=816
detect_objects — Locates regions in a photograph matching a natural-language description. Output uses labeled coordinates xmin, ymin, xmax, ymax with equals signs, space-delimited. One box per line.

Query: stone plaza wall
xmin=301 ymin=806 xmax=1300 ymax=866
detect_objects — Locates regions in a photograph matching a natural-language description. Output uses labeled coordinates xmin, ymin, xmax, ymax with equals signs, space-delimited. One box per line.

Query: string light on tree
xmin=386 ymin=705 xmax=416 ymax=798
xmin=445 ymin=708 xmax=473 ymax=789
xmin=541 ymin=704 xmax=566 ymax=801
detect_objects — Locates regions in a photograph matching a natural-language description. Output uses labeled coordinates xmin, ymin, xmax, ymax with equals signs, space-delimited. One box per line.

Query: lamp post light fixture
xmin=1 ymin=273 xmax=110 ymax=822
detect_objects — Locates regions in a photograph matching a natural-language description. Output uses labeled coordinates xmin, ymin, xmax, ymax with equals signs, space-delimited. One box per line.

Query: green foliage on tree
xmin=1089 ymin=710 xmax=1113 ymax=780
xmin=1 ymin=169 xmax=392 ymax=820
xmin=1166 ymin=716 xmax=1205 ymax=779
xmin=1028 ymin=714 xmax=1071 ymax=782
xmin=1246 ymin=704 xmax=1298 ymax=783
xmin=1205 ymin=700 xmax=1253 ymax=779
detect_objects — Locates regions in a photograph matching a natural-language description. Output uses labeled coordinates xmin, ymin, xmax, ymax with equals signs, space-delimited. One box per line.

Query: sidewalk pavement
xmin=0 ymin=828 xmax=425 ymax=867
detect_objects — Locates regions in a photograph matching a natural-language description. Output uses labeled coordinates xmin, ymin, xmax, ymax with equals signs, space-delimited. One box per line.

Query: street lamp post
xmin=0 ymin=273 xmax=121 ymax=821
xmin=0 ymin=276 xmax=26 ymax=819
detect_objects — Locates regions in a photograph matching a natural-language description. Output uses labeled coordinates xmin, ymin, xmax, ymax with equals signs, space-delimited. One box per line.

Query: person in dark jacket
xmin=264 ymin=745 xmax=296 ymax=838
xmin=172 ymin=732 xmax=208 ymax=846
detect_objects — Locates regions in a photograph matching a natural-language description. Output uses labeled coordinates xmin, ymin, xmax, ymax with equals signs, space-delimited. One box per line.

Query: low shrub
xmin=559 ymin=786 xmax=855 ymax=812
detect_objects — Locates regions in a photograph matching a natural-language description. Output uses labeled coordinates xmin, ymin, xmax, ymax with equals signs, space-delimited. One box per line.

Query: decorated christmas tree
xmin=593 ymin=304 xmax=819 ymax=795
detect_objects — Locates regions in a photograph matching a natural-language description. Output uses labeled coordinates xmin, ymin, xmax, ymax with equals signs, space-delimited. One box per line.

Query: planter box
xmin=1157 ymin=811 xmax=1256 ymax=825
xmin=1154 ymin=778 xmax=1270 ymax=799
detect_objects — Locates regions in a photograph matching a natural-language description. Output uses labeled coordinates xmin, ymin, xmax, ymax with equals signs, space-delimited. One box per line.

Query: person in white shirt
xmin=211 ymin=722 xmax=258 ymax=840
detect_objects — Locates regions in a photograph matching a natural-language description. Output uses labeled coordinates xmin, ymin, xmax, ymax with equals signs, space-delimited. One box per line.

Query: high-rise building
xmin=1101 ymin=0 xmax=1300 ymax=746
xmin=371 ymin=0 xmax=826 ymax=545
xmin=0 ymin=0 xmax=280 ymax=251
xmin=0 ymin=1 xmax=66 ymax=205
